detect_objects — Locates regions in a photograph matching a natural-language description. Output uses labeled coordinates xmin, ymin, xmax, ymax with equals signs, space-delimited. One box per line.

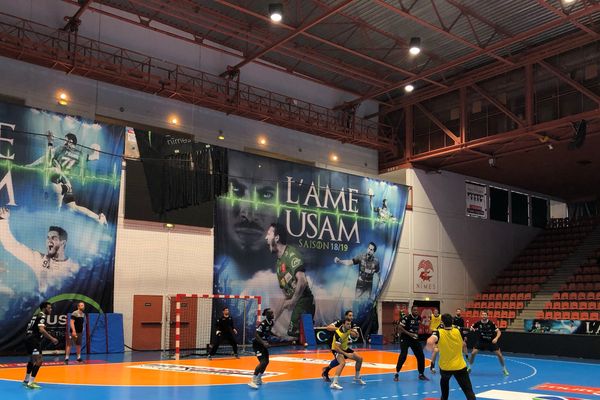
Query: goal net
xmin=165 ymin=294 xmax=261 ymax=360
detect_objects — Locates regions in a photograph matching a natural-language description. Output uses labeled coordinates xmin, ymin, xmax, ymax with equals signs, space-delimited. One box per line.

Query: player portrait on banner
xmin=214 ymin=150 xmax=410 ymax=342
xmin=0 ymin=103 xmax=123 ymax=353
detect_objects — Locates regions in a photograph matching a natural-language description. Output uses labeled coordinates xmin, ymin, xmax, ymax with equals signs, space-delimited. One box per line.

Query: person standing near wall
xmin=426 ymin=313 xmax=476 ymax=400
xmin=65 ymin=301 xmax=85 ymax=364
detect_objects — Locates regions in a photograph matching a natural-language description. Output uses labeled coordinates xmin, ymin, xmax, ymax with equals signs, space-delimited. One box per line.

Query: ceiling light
xmin=218 ymin=130 xmax=225 ymax=140
xmin=57 ymin=91 xmax=69 ymax=106
xmin=409 ymin=37 xmax=421 ymax=55
xmin=330 ymin=153 xmax=338 ymax=162
xmin=404 ymin=84 xmax=415 ymax=93
xmin=563 ymin=0 xmax=576 ymax=3
xmin=258 ymin=136 xmax=267 ymax=145
xmin=269 ymin=3 xmax=283 ymax=22
xmin=169 ymin=116 xmax=179 ymax=125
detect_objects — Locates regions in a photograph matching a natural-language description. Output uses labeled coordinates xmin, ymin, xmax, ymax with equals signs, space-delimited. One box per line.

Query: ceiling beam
xmin=415 ymin=103 xmax=461 ymax=144
xmin=62 ymin=0 xmax=93 ymax=31
xmin=227 ymin=0 xmax=355 ymax=72
xmin=348 ymin=4 xmax=600 ymax=106
xmin=535 ymin=0 xmax=600 ymax=38
xmin=470 ymin=84 xmax=525 ymax=128
xmin=214 ymin=0 xmax=447 ymax=88
xmin=372 ymin=0 xmax=515 ymax=66
xmin=538 ymin=60 xmax=600 ymax=105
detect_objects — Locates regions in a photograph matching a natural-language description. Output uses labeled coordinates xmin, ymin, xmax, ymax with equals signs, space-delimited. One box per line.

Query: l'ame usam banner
xmin=0 ymin=102 xmax=123 ymax=353
xmin=214 ymin=151 xmax=409 ymax=341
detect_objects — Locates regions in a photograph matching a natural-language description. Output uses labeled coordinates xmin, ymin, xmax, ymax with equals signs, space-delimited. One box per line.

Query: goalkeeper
xmin=208 ymin=307 xmax=239 ymax=359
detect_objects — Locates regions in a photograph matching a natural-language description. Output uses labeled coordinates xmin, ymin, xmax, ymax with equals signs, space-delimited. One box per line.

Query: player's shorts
xmin=252 ymin=340 xmax=269 ymax=359
xmin=331 ymin=347 xmax=354 ymax=359
xmin=24 ymin=336 xmax=42 ymax=356
xmin=69 ymin=332 xmax=83 ymax=345
xmin=475 ymin=341 xmax=499 ymax=352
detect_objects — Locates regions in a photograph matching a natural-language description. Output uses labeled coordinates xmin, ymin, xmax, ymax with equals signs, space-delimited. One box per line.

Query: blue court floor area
xmin=1 ymin=345 xmax=599 ymax=400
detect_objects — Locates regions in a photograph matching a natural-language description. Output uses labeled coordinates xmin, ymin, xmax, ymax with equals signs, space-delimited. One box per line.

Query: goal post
xmin=169 ymin=293 xmax=261 ymax=360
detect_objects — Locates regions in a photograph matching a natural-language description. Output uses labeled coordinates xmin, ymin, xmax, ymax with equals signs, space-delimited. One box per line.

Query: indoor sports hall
xmin=0 ymin=1 xmax=599 ymax=400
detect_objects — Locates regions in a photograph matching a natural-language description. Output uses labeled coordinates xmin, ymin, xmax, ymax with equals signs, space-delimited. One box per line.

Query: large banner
xmin=214 ymin=151 xmax=409 ymax=341
xmin=0 ymin=103 xmax=123 ymax=353
xmin=525 ymin=319 xmax=600 ymax=335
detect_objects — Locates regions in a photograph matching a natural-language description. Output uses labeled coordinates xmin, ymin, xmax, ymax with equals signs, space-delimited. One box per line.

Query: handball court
xmin=1 ymin=346 xmax=599 ymax=400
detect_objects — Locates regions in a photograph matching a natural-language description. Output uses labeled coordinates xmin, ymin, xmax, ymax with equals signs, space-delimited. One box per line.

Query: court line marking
xmin=357 ymin=356 xmax=537 ymax=400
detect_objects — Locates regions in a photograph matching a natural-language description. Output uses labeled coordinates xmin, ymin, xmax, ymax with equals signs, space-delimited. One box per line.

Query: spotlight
xmin=563 ymin=0 xmax=576 ymax=3
xmin=164 ymin=223 xmax=174 ymax=229
xmin=218 ymin=130 xmax=225 ymax=140
xmin=409 ymin=37 xmax=421 ymax=55
xmin=169 ymin=116 xmax=179 ymax=125
xmin=269 ymin=3 xmax=283 ymax=22
xmin=404 ymin=84 xmax=415 ymax=93
xmin=57 ymin=91 xmax=69 ymax=106
xmin=330 ymin=153 xmax=338 ymax=162
xmin=258 ymin=136 xmax=267 ymax=145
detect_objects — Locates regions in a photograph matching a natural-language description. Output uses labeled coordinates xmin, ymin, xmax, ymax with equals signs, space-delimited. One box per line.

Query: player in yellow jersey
xmin=329 ymin=319 xmax=365 ymax=390
xmin=429 ymin=308 xmax=441 ymax=374
xmin=426 ymin=313 xmax=475 ymax=400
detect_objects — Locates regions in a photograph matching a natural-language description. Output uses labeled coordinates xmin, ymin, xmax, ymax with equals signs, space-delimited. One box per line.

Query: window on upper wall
xmin=490 ymin=187 xmax=509 ymax=222
xmin=511 ymin=191 xmax=529 ymax=226
xmin=531 ymin=196 xmax=549 ymax=228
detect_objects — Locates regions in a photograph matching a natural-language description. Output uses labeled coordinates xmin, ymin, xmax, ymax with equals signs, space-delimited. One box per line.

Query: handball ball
xmin=304 ymin=342 xmax=308 ymax=347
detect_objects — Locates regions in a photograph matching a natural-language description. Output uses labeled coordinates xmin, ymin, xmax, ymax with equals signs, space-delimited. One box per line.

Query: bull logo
xmin=418 ymin=259 xmax=434 ymax=282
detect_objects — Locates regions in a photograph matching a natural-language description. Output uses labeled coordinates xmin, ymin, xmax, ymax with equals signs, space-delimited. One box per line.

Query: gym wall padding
xmin=88 ymin=313 xmax=124 ymax=353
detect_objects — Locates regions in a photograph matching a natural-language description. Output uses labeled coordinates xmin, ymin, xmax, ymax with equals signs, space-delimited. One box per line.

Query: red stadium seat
xmin=589 ymin=301 xmax=598 ymax=310
xmin=508 ymin=302 xmax=516 ymax=309
xmin=475 ymin=293 xmax=482 ymax=300
xmin=516 ymin=301 xmax=524 ymax=309
xmin=596 ymin=292 xmax=600 ymax=301
xmin=464 ymin=310 xmax=473 ymax=318
xmin=587 ymin=292 xmax=596 ymax=300
xmin=562 ymin=301 xmax=570 ymax=310
xmin=482 ymin=293 xmax=489 ymax=301
xmin=502 ymin=301 xmax=509 ymax=309
xmin=545 ymin=311 xmax=553 ymax=319
xmin=553 ymin=301 xmax=561 ymax=310
xmin=590 ymin=312 xmax=599 ymax=321
xmin=501 ymin=310 xmax=508 ymax=319
xmin=480 ymin=301 xmax=487 ymax=309
xmin=580 ymin=311 xmax=589 ymax=320
xmin=570 ymin=301 xmax=578 ymax=310
xmin=508 ymin=310 xmax=516 ymax=319
xmin=524 ymin=293 xmax=532 ymax=301
xmin=568 ymin=292 xmax=578 ymax=301
xmin=561 ymin=311 xmax=571 ymax=319
xmin=472 ymin=310 xmax=480 ymax=318
xmin=493 ymin=310 xmax=501 ymax=319
xmin=571 ymin=311 xmax=580 ymax=320
xmin=579 ymin=301 xmax=587 ymax=310
xmin=553 ymin=311 xmax=562 ymax=319
xmin=536 ymin=311 xmax=544 ymax=319
xmin=555 ymin=292 xmax=564 ymax=300
xmin=578 ymin=292 xmax=587 ymax=301
xmin=499 ymin=320 xmax=508 ymax=329
xmin=516 ymin=293 xmax=524 ymax=301
xmin=509 ymin=293 xmax=517 ymax=301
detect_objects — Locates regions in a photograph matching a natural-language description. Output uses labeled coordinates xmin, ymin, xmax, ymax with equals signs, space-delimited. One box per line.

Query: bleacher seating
xmin=543 ymin=245 xmax=600 ymax=321
xmin=465 ymin=218 xmax=598 ymax=329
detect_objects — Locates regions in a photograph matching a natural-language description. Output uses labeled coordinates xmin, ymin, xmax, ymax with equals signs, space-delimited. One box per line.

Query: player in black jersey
xmin=468 ymin=311 xmax=509 ymax=375
xmin=23 ymin=301 xmax=59 ymax=389
xmin=321 ymin=310 xmax=357 ymax=382
xmin=394 ymin=305 xmax=429 ymax=381
xmin=208 ymin=307 xmax=239 ymax=359
xmin=65 ymin=302 xmax=85 ymax=364
xmin=248 ymin=308 xmax=276 ymax=389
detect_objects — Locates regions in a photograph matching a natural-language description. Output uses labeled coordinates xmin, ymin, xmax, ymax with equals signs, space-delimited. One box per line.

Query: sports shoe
xmin=430 ymin=366 xmax=436 ymax=374
xmin=467 ymin=366 xmax=471 ymax=373
xmin=330 ymin=382 xmax=343 ymax=390
xmin=393 ymin=373 xmax=399 ymax=382
xmin=77 ymin=358 xmax=83 ymax=363
xmin=353 ymin=378 xmax=366 ymax=385
xmin=321 ymin=367 xmax=331 ymax=382
xmin=26 ymin=382 xmax=42 ymax=389
xmin=64 ymin=359 xmax=69 ymax=365
xmin=207 ymin=355 xmax=212 ymax=360
xmin=235 ymin=354 xmax=240 ymax=359
xmin=418 ymin=374 xmax=429 ymax=381
xmin=248 ymin=381 xmax=259 ymax=389
xmin=257 ymin=376 xmax=263 ymax=385
xmin=22 ymin=380 xmax=28 ymax=386
xmin=503 ymin=368 xmax=509 ymax=376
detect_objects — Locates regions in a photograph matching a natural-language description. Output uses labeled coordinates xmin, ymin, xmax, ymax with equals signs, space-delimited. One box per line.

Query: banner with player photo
xmin=214 ymin=150 xmax=409 ymax=342
xmin=0 ymin=103 xmax=123 ymax=353
xmin=525 ymin=319 xmax=600 ymax=335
